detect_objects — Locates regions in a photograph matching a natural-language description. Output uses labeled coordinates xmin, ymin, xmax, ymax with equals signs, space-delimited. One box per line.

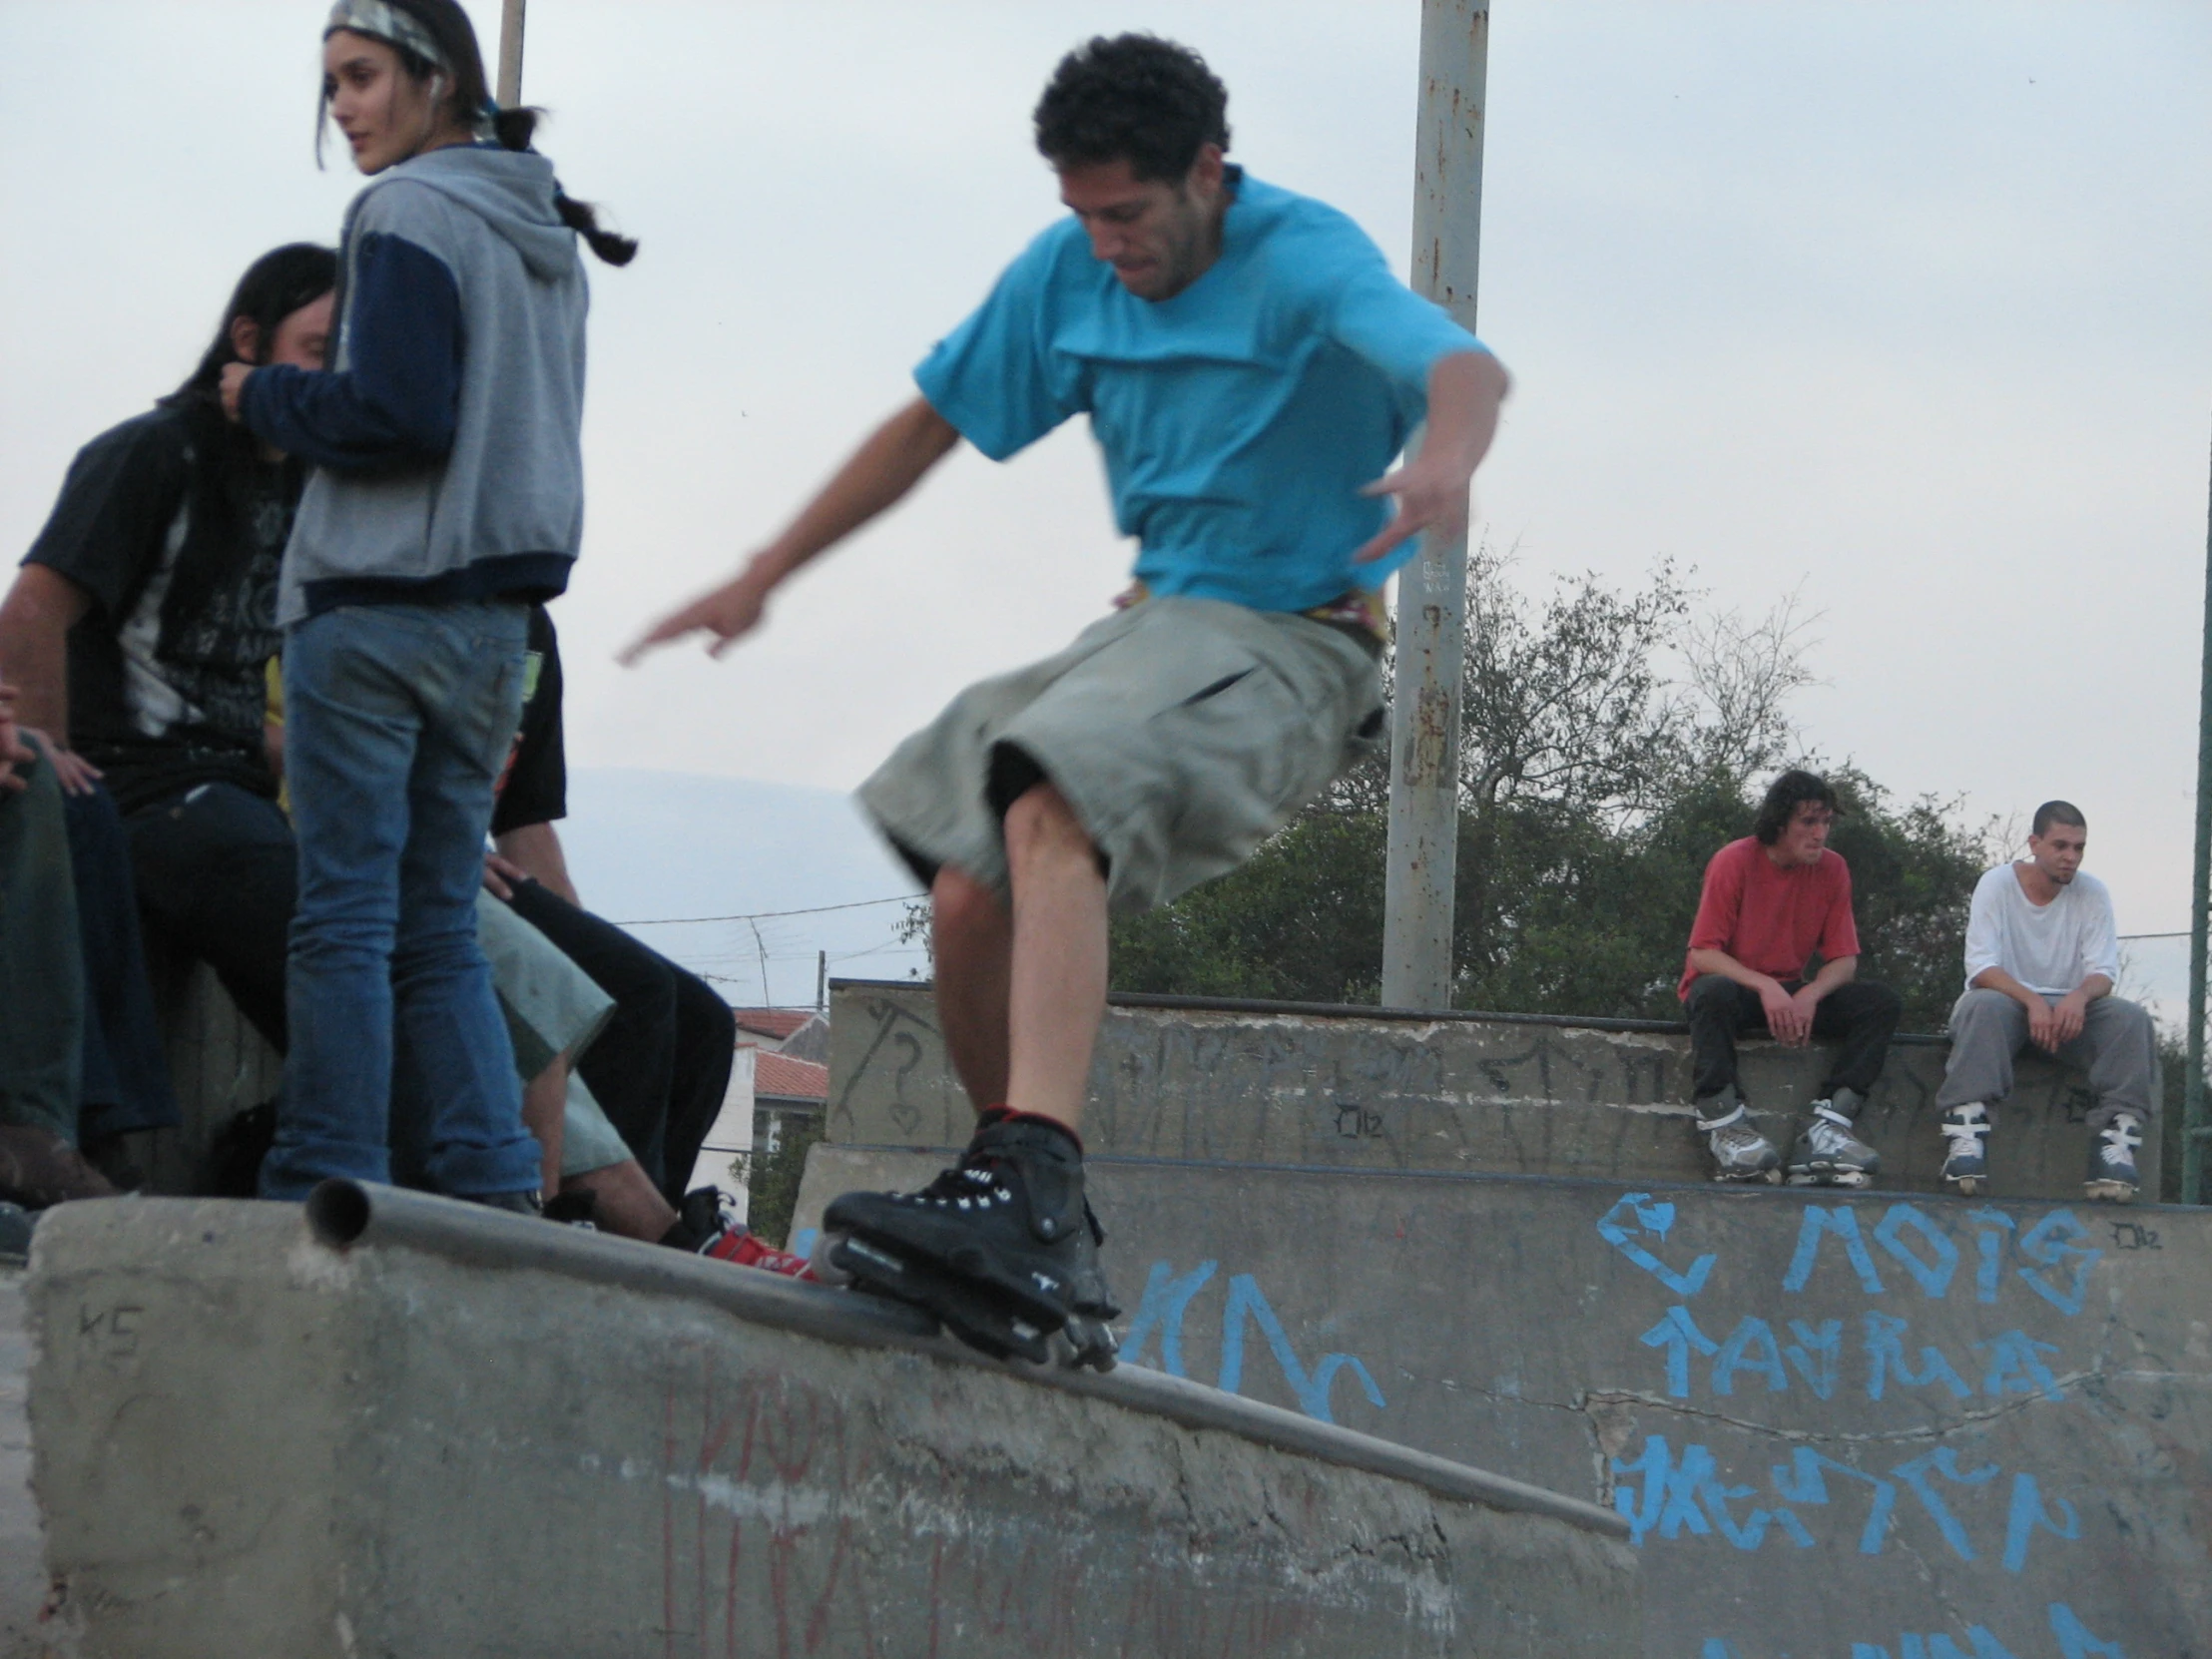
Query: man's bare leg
xmin=1000 ymin=782 xmax=1108 ymax=1133
xmin=564 ymin=1159 xmax=678 ymax=1242
xmin=930 ymin=866 xmax=1013 ymax=1111
xmin=520 ymin=1057 xmax=566 ymax=1196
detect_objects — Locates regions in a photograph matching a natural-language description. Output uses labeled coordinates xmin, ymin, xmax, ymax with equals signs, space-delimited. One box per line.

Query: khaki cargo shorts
xmin=858 ymin=595 xmax=1383 ymax=916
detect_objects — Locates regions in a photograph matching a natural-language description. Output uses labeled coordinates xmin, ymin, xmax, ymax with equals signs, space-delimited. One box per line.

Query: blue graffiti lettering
xmin=1116 ymin=1260 xmax=1219 ymax=1376
xmin=1968 ymin=1208 xmax=2016 ymax=1304
xmin=1771 ymin=1446 xmax=1898 ymax=1554
xmin=1609 ymin=1435 xmax=1811 ymax=1552
xmin=2003 ymin=1473 xmax=2081 ymax=1572
xmin=1712 ymin=1317 xmax=1790 ymax=1395
xmin=2048 ymin=1602 xmax=2126 ymax=1656
xmin=1218 ymin=1273 xmax=1384 ymax=1424
xmin=1597 ymin=1192 xmax=1717 ymax=1297
xmin=1977 ymin=1331 xmax=2065 ymax=1401
xmin=1875 ymin=1204 xmax=1961 ymax=1298
xmin=1902 ymin=1631 xmax=2020 ymax=1659
xmin=1866 ymin=1313 xmax=1972 ymax=1400
xmin=1784 ymin=1204 xmax=1887 ymax=1295
xmin=1890 ymin=1446 xmax=2000 ymax=1560
xmin=2016 ymin=1212 xmax=2101 ymax=1316
xmin=1783 ymin=1318 xmax=1843 ymax=1398
xmin=1639 ymin=1306 xmax=1720 ymax=1397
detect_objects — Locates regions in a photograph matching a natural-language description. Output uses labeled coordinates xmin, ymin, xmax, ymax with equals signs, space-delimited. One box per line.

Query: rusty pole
xmin=1382 ymin=0 xmax=1487 ymax=1011
xmin=496 ymin=0 xmax=527 ymax=107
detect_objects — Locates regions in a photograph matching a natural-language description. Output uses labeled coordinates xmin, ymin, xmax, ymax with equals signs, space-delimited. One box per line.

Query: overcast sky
xmin=6 ymin=1 xmax=2211 ymax=950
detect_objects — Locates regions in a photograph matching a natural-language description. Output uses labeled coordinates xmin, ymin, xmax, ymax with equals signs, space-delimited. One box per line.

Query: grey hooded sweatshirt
xmin=240 ymin=144 xmax=588 ymax=626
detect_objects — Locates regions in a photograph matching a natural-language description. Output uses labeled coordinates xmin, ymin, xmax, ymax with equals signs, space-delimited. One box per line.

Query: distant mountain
xmin=559 ymin=769 xmax=923 ymax=1004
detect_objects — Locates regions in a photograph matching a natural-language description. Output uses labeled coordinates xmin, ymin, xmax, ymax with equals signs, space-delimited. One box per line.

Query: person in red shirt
xmin=1680 ymin=770 xmax=1902 ymax=1185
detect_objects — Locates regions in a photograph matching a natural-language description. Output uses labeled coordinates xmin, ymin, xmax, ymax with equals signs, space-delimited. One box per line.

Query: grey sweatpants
xmin=1935 ymin=987 xmax=2157 ymax=1128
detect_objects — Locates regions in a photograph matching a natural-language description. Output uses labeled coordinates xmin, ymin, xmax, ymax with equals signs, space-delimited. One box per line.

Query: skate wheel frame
xmin=828 ymin=1234 xmax=1060 ymax=1367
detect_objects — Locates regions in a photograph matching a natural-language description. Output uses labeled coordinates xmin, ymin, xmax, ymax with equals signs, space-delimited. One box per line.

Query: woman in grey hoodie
xmin=224 ymin=0 xmax=635 ymax=1205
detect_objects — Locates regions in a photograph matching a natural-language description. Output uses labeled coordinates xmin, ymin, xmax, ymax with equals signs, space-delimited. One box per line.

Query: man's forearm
xmin=752 ymin=397 xmax=961 ymax=588
xmin=0 ymin=568 xmax=89 ymax=740
xmin=1970 ymin=966 xmax=2049 ymax=1010
xmin=2073 ymin=974 xmax=2113 ymax=1003
xmin=1420 ymin=350 xmax=1510 ymax=479
xmin=494 ymin=822 xmax=579 ymax=907
xmin=1686 ymin=947 xmax=1775 ymax=992
xmin=1803 ymin=955 xmax=1858 ymax=1001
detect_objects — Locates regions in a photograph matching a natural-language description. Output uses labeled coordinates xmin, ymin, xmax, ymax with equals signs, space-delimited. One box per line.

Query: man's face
xmin=229 ymin=292 xmax=336 ymax=375
xmin=1057 ymin=147 xmax=1226 ymax=302
xmin=1778 ymin=802 xmax=1834 ymax=866
xmin=2028 ymin=822 xmax=2086 ymax=885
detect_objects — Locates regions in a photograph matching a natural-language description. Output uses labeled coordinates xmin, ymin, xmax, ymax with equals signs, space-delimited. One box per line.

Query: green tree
xmin=1109 ymin=549 xmax=1996 ymax=1033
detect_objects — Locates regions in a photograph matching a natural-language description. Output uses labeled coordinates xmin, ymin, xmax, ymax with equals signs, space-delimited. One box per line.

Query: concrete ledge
xmin=826 ymin=980 xmax=2159 ymax=1202
xmin=26 ymin=1194 xmax=1638 ymax=1657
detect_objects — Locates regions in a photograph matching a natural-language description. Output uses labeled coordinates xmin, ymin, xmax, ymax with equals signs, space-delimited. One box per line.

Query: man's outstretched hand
xmin=1353 ymin=452 xmax=1472 ymax=566
xmin=621 ymin=567 xmax=772 ymax=665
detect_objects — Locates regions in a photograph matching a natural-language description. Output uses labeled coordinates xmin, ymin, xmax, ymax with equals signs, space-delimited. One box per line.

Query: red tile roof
xmin=730 ymin=1008 xmax=817 ymax=1042
xmin=752 ymin=1048 xmax=829 ymax=1103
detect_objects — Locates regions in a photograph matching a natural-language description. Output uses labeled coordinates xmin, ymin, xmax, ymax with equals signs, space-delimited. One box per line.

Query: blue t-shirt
xmin=913 ymin=171 xmax=1487 ymax=613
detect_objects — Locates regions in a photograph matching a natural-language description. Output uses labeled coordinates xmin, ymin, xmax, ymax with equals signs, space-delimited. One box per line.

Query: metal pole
xmin=496 ymin=0 xmax=526 ymax=107
xmin=2186 ymin=427 xmax=2212 ymax=1205
xmin=1382 ymin=0 xmax=1487 ymax=1011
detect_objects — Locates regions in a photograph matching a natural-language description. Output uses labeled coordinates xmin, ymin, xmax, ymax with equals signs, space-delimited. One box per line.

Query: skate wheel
xmin=810 ymin=1229 xmax=856 ymax=1288
xmin=2083 ymin=1181 xmax=2137 ymax=1205
xmin=1056 ymin=1317 xmax=1120 ymax=1374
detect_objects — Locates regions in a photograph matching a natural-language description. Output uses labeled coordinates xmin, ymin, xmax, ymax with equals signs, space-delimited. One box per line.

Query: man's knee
xmin=932 ymin=866 xmax=1008 ymax=949
xmin=1685 ymin=974 xmax=1737 ymax=1016
xmin=1001 ymin=783 xmax=1097 ymax=874
xmin=1951 ymin=987 xmax=2016 ymax=1032
xmin=1856 ymin=981 xmax=1904 ymax=1022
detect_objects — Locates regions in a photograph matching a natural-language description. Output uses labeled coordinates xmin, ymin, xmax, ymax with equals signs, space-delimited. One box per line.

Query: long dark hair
xmin=156 ymin=244 xmax=337 ymax=632
xmin=318 ymin=0 xmax=637 ymax=266
xmin=1752 ymin=770 xmax=1840 ymax=845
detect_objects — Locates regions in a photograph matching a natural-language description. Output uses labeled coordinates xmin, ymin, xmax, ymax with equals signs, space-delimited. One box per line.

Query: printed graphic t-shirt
xmin=23 ymin=403 xmax=297 ymax=813
xmin=914 ymin=169 xmax=1487 ymax=614
xmin=1679 ymin=837 xmax=1861 ymax=1000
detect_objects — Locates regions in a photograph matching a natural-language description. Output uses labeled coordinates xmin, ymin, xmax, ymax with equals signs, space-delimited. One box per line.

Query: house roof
xmin=753 ymin=1048 xmax=829 ymax=1103
xmin=730 ymin=1008 xmax=818 ymax=1042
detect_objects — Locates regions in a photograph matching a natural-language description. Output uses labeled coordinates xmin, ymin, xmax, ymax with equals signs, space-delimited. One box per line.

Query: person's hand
xmin=620 ymin=564 xmax=775 ymax=664
xmin=18 ymin=728 xmax=101 ymax=797
xmin=2049 ymin=990 xmax=2088 ymax=1048
xmin=1758 ymin=977 xmax=1809 ymax=1045
xmin=0 ymin=684 xmax=31 ymax=796
xmin=2025 ymin=996 xmax=2062 ymax=1053
xmin=481 ymin=852 xmax=534 ymax=900
xmin=219 ymin=361 xmax=254 ymax=422
xmin=1352 ymin=452 xmax=1472 ymax=566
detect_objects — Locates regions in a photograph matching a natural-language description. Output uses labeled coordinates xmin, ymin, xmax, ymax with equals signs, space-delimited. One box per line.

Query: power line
xmin=610 ymin=894 xmax=916 ymax=927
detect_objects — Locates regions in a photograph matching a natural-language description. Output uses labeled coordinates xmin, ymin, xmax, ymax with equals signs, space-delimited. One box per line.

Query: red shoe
xmin=700 ymin=1226 xmax=816 ymax=1281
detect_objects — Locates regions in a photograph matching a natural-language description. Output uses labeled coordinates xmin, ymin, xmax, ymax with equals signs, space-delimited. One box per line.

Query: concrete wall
xmin=25 ymin=1193 xmax=1637 ymax=1658
xmin=805 ymin=981 xmax=2206 ymax=1657
xmin=826 ymin=980 xmax=2160 ymax=1203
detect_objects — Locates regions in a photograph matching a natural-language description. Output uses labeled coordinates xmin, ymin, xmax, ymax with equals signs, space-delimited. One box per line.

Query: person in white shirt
xmin=1936 ymin=801 xmax=2154 ymax=1202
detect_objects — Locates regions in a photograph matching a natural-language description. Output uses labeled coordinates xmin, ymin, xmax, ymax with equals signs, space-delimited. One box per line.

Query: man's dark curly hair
xmin=1033 ymin=34 xmax=1231 ymax=184
xmin=1752 ymin=770 xmax=1841 ymax=845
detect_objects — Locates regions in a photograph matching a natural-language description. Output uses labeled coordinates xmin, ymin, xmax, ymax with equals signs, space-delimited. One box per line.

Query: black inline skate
xmin=820 ymin=1109 xmax=1121 ymax=1370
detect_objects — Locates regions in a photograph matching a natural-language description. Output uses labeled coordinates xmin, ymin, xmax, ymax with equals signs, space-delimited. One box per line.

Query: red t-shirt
xmin=1678 ymin=837 xmax=1860 ymax=1000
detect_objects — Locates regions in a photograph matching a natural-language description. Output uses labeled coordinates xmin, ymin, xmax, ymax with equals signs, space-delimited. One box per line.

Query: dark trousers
xmin=1685 ymin=973 xmax=1903 ymax=1105
xmin=64 ymin=781 xmax=179 ymax=1141
xmin=127 ymin=783 xmax=295 ymax=1053
xmin=0 ymin=756 xmax=82 ymax=1138
xmin=502 ymin=878 xmax=736 ymax=1208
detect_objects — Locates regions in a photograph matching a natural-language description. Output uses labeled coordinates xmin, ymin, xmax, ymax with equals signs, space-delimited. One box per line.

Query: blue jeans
xmin=262 ymin=601 xmax=541 ymax=1200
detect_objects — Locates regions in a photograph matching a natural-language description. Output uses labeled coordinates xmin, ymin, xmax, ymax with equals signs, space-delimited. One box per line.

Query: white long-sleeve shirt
xmin=1961 ymin=863 xmax=2119 ymax=996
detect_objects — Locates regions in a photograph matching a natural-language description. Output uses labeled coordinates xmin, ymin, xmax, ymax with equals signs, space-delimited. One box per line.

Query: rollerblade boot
xmin=1696 ymin=1091 xmax=1781 ymax=1184
xmin=2085 ymin=1113 xmax=2143 ymax=1204
xmin=1939 ymin=1102 xmax=1990 ymax=1196
xmin=1787 ymin=1088 xmax=1880 ymax=1188
xmin=822 ymin=1110 xmax=1120 ymax=1368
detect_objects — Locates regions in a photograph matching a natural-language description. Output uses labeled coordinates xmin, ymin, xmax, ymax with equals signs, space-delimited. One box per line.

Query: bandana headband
xmin=325 ymin=0 xmax=451 ymax=76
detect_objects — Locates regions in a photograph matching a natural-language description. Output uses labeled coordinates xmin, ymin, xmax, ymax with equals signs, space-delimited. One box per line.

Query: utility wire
xmin=610 ymin=894 xmax=915 ymax=927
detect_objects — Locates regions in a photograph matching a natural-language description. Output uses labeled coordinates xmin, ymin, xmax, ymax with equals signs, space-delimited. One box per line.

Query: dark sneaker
xmin=2085 ymin=1113 xmax=2142 ymax=1203
xmin=822 ymin=1111 xmax=1119 ymax=1365
xmin=0 ymin=1125 xmax=119 ymax=1211
xmin=1787 ymin=1094 xmax=1880 ymax=1188
xmin=1696 ymin=1094 xmax=1781 ymax=1184
xmin=1939 ymin=1102 xmax=1990 ymax=1196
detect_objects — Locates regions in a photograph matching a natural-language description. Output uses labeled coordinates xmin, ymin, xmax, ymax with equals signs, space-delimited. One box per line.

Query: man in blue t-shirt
xmin=632 ymin=34 xmax=1509 ymax=1364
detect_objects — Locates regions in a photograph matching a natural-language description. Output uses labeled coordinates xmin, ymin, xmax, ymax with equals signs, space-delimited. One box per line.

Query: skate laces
xmin=1808 ymin=1109 xmax=1856 ymax=1152
xmin=2097 ymin=1117 xmax=2142 ymax=1166
xmin=1697 ymin=1102 xmax=1750 ymax=1134
xmin=1941 ymin=1105 xmax=1988 ymax=1162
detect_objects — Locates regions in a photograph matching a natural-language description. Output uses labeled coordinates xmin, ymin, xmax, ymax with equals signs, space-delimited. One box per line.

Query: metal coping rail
xmin=305 ymin=1180 xmax=1627 ymax=1542
xmin=828 ymin=976 xmax=1953 ymax=1046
